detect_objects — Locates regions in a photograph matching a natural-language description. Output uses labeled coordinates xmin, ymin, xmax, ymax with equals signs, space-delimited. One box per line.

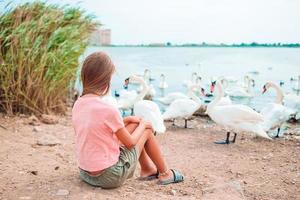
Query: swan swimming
xmin=223 ymin=75 xmax=255 ymax=98
xmin=158 ymin=74 xmax=168 ymax=90
xmin=183 ymin=72 xmax=198 ymax=88
xmin=206 ymin=81 xmax=272 ymax=144
xmin=292 ymin=75 xmax=300 ymax=92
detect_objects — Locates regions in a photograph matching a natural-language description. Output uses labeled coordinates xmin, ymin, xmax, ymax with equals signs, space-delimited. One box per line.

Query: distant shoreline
xmin=96 ymin=45 xmax=300 ymax=48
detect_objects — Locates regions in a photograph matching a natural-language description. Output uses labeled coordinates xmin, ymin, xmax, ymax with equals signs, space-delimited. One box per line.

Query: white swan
xmin=217 ymin=79 xmax=234 ymax=106
xmin=131 ymin=69 xmax=151 ymax=85
xmin=208 ymin=78 xmax=233 ymax=106
xmin=183 ymin=72 xmax=198 ymax=88
xmin=261 ymin=82 xmax=295 ymax=137
xmin=134 ymin=100 xmax=166 ymax=134
xmin=129 ymin=75 xmax=166 ymax=134
xmin=136 ymin=70 xmax=156 ymax=98
xmin=138 ymin=83 xmax=156 ymax=99
xmin=223 ymin=76 xmax=238 ymax=84
xmin=216 ymin=95 xmax=232 ymax=106
xmin=224 ymin=76 xmax=254 ymax=98
xmin=206 ymin=81 xmax=271 ymax=144
xmin=162 ymin=85 xmax=203 ymax=128
xmin=101 ymin=90 xmax=119 ymax=108
xmin=158 ymin=74 xmax=168 ymax=89
xmin=157 ymin=92 xmax=190 ymax=105
xmin=292 ymin=75 xmax=300 ymax=92
xmin=117 ymin=89 xmax=138 ymax=112
xmin=284 ymin=93 xmax=300 ymax=120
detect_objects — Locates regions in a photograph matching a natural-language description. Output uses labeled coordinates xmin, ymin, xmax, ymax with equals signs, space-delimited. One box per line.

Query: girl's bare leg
xmin=125 ymin=123 xmax=157 ymax=177
xmin=134 ymin=127 xmax=173 ymax=181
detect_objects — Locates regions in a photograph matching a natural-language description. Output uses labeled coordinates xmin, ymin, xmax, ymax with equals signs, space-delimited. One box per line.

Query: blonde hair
xmin=81 ymin=52 xmax=115 ymax=96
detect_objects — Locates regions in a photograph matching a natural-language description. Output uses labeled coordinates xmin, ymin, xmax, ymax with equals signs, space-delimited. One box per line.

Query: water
xmin=77 ymin=47 xmax=300 ymax=111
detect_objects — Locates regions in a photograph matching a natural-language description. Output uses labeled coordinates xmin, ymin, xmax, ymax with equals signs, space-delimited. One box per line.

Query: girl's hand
xmin=140 ymin=119 xmax=154 ymax=131
xmin=123 ymin=116 xmax=141 ymax=125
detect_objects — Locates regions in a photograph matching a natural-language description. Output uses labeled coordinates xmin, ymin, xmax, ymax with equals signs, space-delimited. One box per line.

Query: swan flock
xmin=98 ymin=69 xmax=300 ymax=145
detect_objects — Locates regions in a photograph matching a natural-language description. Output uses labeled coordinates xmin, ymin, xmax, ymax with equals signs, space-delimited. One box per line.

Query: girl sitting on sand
xmin=72 ymin=52 xmax=184 ymax=188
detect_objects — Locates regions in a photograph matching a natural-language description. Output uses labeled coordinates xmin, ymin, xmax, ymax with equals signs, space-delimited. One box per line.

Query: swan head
xmin=124 ymin=77 xmax=130 ymax=87
xmin=188 ymin=84 xmax=206 ymax=96
xmin=195 ymin=76 xmax=202 ymax=84
xmin=210 ymin=81 xmax=216 ymax=93
xmin=191 ymin=72 xmax=198 ymax=80
xmin=144 ymin=69 xmax=151 ymax=80
xmin=251 ymin=79 xmax=255 ymax=87
xmin=200 ymin=87 xmax=206 ymax=96
xmin=127 ymin=75 xmax=143 ymax=83
xmin=262 ymin=82 xmax=272 ymax=94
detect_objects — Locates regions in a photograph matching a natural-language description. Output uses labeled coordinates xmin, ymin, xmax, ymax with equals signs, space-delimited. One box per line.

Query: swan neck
xmin=135 ymin=78 xmax=148 ymax=101
xmin=160 ymin=76 xmax=165 ymax=84
xmin=192 ymin=73 xmax=197 ymax=83
xmin=244 ymin=78 xmax=250 ymax=92
xmin=207 ymin=82 xmax=223 ymax=113
xmin=221 ymin=78 xmax=229 ymax=89
xmin=187 ymin=86 xmax=202 ymax=105
xmin=271 ymin=83 xmax=284 ymax=104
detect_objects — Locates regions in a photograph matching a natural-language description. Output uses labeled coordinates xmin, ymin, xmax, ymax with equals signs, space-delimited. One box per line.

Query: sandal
xmin=157 ymin=169 xmax=184 ymax=185
xmin=137 ymin=170 xmax=159 ymax=181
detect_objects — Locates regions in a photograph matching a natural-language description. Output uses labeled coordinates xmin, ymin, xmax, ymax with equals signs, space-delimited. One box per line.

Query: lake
xmin=77 ymin=47 xmax=300 ymax=111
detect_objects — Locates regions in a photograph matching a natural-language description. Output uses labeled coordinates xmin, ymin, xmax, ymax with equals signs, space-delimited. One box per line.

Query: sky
xmin=1 ymin=0 xmax=300 ymax=44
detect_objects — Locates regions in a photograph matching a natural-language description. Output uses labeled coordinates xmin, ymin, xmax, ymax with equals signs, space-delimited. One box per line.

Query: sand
xmin=0 ymin=112 xmax=299 ymax=200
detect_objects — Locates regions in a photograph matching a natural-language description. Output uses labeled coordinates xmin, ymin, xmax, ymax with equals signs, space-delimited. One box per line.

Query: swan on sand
xmin=128 ymin=75 xmax=166 ymax=134
xmin=162 ymin=85 xmax=205 ymax=128
xmin=261 ymin=82 xmax=295 ymax=138
xmin=206 ymin=81 xmax=272 ymax=144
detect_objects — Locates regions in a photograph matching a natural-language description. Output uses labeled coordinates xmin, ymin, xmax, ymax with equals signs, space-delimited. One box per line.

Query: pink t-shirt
xmin=72 ymin=94 xmax=124 ymax=172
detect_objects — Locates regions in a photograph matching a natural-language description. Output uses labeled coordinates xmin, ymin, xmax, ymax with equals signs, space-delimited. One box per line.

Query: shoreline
xmin=95 ymin=46 xmax=300 ymax=49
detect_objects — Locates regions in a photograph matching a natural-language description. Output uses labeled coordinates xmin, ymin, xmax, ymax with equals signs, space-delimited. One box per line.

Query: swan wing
xmin=162 ymin=99 xmax=200 ymax=120
xmin=134 ymin=100 xmax=166 ymax=134
xmin=117 ymin=90 xmax=138 ymax=109
xmin=216 ymin=96 xmax=232 ymax=106
xmin=101 ymin=96 xmax=118 ymax=108
xmin=212 ymin=105 xmax=264 ymax=124
xmin=261 ymin=103 xmax=295 ymax=131
xmin=157 ymin=92 xmax=189 ymax=105
xmin=284 ymin=94 xmax=300 ymax=111
xmin=226 ymin=86 xmax=251 ymax=97
xmin=209 ymin=105 xmax=271 ymax=139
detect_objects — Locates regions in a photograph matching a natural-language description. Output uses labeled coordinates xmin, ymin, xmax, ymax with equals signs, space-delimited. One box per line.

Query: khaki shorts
xmin=79 ymin=146 xmax=139 ymax=189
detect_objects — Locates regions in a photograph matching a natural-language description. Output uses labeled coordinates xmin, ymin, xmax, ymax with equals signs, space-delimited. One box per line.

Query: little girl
xmin=72 ymin=52 xmax=184 ymax=188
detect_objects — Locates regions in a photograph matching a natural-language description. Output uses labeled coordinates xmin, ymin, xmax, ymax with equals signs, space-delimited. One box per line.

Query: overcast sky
xmin=2 ymin=0 xmax=300 ymax=44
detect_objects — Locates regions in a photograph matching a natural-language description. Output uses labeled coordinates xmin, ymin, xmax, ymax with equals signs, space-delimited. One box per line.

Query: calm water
xmin=77 ymin=47 xmax=300 ymax=111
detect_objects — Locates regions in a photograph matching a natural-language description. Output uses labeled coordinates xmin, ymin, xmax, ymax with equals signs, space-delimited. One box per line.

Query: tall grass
xmin=0 ymin=1 xmax=98 ymax=115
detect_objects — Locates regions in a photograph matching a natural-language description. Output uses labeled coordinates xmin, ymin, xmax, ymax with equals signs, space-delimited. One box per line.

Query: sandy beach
xmin=0 ymin=111 xmax=299 ymax=200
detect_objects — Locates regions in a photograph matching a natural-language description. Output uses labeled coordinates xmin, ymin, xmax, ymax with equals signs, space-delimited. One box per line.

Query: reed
xmin=0 ymin=1 xmax=98 ymax=115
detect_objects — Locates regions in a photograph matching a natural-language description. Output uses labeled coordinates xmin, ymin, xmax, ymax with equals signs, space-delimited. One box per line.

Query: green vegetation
xmin=0 ymin=1 xmax=98 ymax=115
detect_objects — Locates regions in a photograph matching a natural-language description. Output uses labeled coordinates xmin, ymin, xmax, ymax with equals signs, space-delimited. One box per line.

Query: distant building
xmin=89 ymin=29 xmax=101 ymax=46
xmin=100 ymin=29 xmax=111 ymax=46
xmin=89 ymin=28 xmax=111 ymax=46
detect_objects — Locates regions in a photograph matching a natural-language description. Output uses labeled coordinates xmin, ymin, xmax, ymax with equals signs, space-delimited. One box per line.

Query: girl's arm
xmin=115 ymin=120 xmax=152 ymax=149
xmin=123 ymin=116 xmax=141 ymax=126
